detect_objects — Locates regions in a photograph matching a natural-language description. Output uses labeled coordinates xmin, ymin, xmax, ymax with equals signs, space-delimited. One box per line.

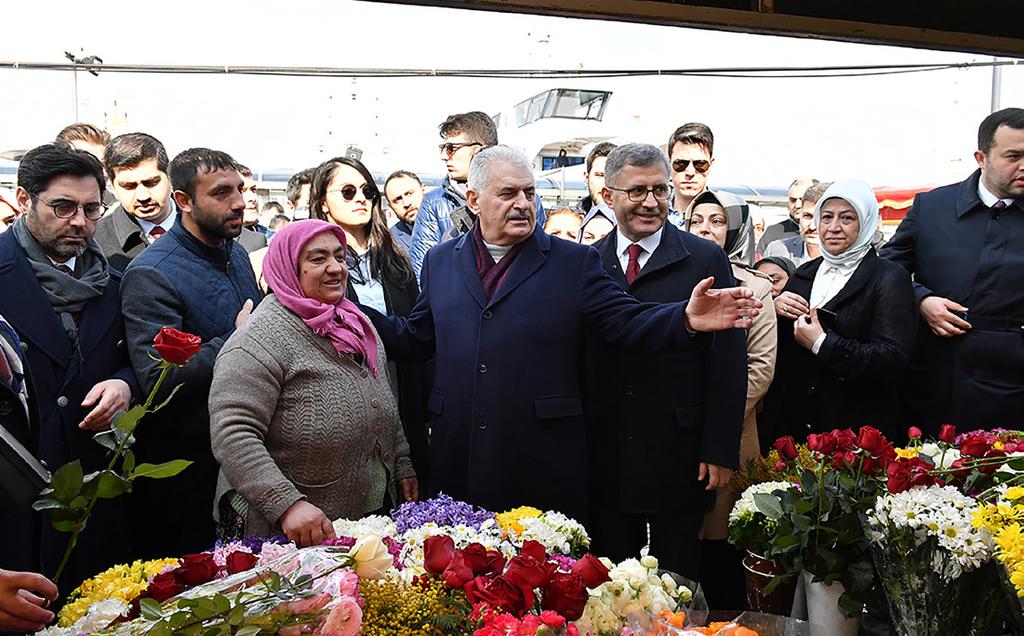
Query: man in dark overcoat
xmin=364 ymin=145 xmax=760 ymax=523
xmin=585 ymin=143 xmax=747 ymax=578
xmin=881 ymin=108 xmax=1024 ymax=434
xmin=0 ymin=144 xmax=137 ymax=594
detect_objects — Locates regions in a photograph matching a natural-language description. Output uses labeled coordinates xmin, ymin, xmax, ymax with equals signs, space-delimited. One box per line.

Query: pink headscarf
xmin=262 ymin=219 xmax=378 ymax=377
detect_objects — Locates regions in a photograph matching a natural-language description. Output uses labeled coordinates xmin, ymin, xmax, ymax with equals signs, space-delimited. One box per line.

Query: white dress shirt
xmin=808 ymin=260 xmax=859 ymax=354
xmin=978 ymin=180 xmax=1016 ymax=209
xmin=138 ymin=208 xmax=177 ymax=243
xmin=48 ymin=255 xmax=76 ymax=272
xmin=615 ymin=227 xmax=663 ymax=273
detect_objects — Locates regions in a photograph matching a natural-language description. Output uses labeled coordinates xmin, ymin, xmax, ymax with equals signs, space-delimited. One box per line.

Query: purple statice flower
xmin=391 ymin=493 xmax=497 ymax=534
xmin=548 ymin=553 xmax=577 ymax=573
xmin=382 ymin=536 xmax=404 ymax=570
xmin=242 ymin=534 xmax=289 ymax=555
xmin=324 ymin=536 xmax=358 ymax=549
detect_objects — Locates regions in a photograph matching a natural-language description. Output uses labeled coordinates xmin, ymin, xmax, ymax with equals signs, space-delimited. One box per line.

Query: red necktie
xmin=625 ymin=243 xmax=644 ymax=285
xmin=149 ymin=226 xmax=166 ymax=241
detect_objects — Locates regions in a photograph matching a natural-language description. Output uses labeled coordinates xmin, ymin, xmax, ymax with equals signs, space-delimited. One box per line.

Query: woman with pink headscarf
xmin=209 ymin=220 xmax=418 ymax=547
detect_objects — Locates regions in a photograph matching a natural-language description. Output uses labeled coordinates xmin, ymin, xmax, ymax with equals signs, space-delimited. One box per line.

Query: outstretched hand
xmin=684 ymin=277 xmax=762 ymax=332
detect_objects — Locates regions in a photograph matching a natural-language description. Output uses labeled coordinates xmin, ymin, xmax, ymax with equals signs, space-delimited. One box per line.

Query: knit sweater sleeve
xmin=209 ymin=338 xmax=303 ymax=525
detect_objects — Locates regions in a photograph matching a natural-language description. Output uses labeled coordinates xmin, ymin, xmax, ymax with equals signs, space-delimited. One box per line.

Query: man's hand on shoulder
xmin=684 ymin=277 xmax=762 ymax=332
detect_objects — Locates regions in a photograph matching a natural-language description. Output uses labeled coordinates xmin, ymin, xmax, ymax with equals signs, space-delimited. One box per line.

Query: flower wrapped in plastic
xmin=863 ymin=484 xmax=1004 ymax=635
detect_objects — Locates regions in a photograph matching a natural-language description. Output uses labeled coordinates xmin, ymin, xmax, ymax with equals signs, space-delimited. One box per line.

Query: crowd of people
xmin=0 ymin=105 xmax=1022 ymax=633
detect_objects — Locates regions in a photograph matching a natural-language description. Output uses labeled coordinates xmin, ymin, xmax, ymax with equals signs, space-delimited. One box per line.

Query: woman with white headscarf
xmin=763 ymin=181 xmax=916 ymax=441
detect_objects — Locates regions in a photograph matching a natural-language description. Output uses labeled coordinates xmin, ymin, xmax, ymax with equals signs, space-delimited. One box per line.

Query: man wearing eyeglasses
xmin=667 ymin=123 xmax=716 ymax=223
xmin=584 ymin=143 xmax=746 ymax=581
xmin=0 ymin=144 xmax=138 ymax=593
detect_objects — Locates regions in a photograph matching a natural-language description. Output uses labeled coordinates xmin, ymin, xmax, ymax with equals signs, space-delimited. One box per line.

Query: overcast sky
xmin=1 ymin=0 xmax=1021 ymax=187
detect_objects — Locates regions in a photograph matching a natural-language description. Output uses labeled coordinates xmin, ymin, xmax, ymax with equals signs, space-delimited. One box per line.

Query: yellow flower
xmin=1005 ymin=486 xmax=1024 ymax=500
xmin=894 ymin=447 xmax=921 ymax=459
xmin=58 ymin=558 xmax=179 ymax=626
xmin=496 ymin=506 xmax=542 ymax=538
xmin=995 ymin=441 xmax=1007 ymax=451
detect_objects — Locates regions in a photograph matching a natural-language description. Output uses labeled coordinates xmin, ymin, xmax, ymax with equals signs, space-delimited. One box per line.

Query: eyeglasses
xmin=439 ymin=142 xmax=481 ymax=158
xmin=606 ymin=184 xmax=672 ymax=203
xmin=32 ymin=195 xmax=106 ymax=220
xmin=671 ymin=159 xmax=711 ymax=175
xmin=327 ymin=184 xmax=378 ymax=202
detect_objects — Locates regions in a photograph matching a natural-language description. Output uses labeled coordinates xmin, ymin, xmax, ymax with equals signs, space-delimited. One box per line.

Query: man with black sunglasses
xmin=667 ymin=122 xmax=715 ymax=224
xmin=0 ymin=144 xmax=138 ymax=594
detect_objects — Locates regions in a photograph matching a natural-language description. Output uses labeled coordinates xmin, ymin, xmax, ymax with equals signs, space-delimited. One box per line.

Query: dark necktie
xmin=625 ymin=244 xmax=644 ymax=285
xmin=991 ymin=200 xmax=1008 ymax=219
xmin=55 ymin=263 xmax=74 ymax=277
xmin=149 ymin=226 xmax=166 ymax=241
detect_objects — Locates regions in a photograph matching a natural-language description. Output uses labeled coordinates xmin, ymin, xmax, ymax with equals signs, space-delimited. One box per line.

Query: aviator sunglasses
xmin=671 ymin=159 xmax=711 ymax=175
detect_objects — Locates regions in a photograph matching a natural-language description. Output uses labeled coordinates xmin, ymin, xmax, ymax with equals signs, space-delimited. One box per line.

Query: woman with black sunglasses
xmin=308 ymin=157 xmax=432 ymax=489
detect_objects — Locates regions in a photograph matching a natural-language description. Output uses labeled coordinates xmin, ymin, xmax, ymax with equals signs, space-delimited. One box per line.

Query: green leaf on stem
xmin=139 ymin=597 xmax=163 ymax=621
xmin=753 ymin=493 xmax=783 ymax=520
xmin=51 ymin=508 xmax=83 ymax=532
xmin=52 ymin=461 xmax=84 ymax=504
xmin=96 ymin=471 xmax=132 ymax=499
xmin=131 ymin=460 xmax=193 ymax=480
xmin=113 ymin=404 xmax=148 ymax=434
xmin=32 ymin=496 xmax=63 ymax=511
xmin=123 ymin=450 xmax=136 ymax=475
xmin=235 ymin=626 xmax=261 ymax=636
xmin=93 ymin=430 xmax=119 ymax=452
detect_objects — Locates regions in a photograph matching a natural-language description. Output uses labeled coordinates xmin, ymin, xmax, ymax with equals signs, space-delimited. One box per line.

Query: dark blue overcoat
xmin=881 ymin=170 xmax=1024 ymax=433
xmin=0 ymin=230 xmax=137 ymax=592
xmin=367 ymin=227 xmax=706 ymax=522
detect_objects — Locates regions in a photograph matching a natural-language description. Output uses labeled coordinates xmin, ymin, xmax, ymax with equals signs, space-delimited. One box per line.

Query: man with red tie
xmin=881 ymin=108 xmax=1024 ymax=434
xmin=94 ymin=132 xmax=176 ymax=272
xmin=585 ymin=143 xmax=747 ymax=581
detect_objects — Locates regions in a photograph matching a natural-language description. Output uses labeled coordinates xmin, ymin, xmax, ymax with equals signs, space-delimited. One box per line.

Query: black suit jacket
xmin=0 ymin=231 xmax=139 ymax=592
xmin=763 ymin=250 xmax=916 ymax=443
xmin=880 ymin=170 xmax=1024 ymax=432
xmin=94 ymin=205 xmax=149 ymax=273
xmin=585 ymin=226 xmax=747 ymax=514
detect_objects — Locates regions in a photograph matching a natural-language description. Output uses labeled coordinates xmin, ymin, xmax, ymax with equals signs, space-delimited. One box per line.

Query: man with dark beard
xmin=120 ymin=148 xmax=262 ymax=558
xmin=0 ymin=144 xmax=137 ymax=597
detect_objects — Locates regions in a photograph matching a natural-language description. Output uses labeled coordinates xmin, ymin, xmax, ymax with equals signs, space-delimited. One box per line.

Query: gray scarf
xmin=11 ymin=215 xmax=109 ymax=352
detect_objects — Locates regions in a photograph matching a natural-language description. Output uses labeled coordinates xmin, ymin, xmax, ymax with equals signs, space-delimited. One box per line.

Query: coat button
xmin=478 ymin=363 xmax=487 ymax=374
xmin=361 ymin=370 xmax=368 ymax=378
xmin=807 ymin=386 xmax=816 ymax=396
xmin=20 ymin=342 xmax=28 ymax=353
xmin=57 ymin=396 xmax=69 ymax=407
xmin=483 ymin=310 xmax=493 ymax=319
xmin=479 ymin=419 xmax=488 ymax=430
xmin=624 ymin=385 xmax=633 ymax=397
xmin=371 ymin=398 xmax=380 ymax=408
xmin=625 ymin=429 xmax=635 ymax=440
xmin=0 ymin=400 xmax=12 ymax=416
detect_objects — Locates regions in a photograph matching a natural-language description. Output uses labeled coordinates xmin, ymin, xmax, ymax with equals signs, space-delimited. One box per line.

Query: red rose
xmin=885 ymin=462 xmax=911 ymax=494
xmin=225 ymin=550 xmax=259 ymax=574
xmin=147 ymin=570 xmax=185 ymax=602
xmin=571 ymin=553 xmax=611 ymax=589
xmin=463 ymin=575 xmax=530 ymax=615
xmin=520 ymin=540 xmax=547 ymax=563
xmin=424 ymin=535 xmax=456 ymax=575
xmin=178 ymin=553 xmax=220 ymax=586
xmin=504 ymin=553 xmax=556 ymax=595
xmin=774 ymin=436 xmax=798 ymax=461
xmin=773 ymin=460 xmax=787 ymax=472
xmin=980 ymin=448 xmax=1007 ymax=474
xmin=948 ymin=458 xmax=972 ymax=483
xmin=861 ymin=455 xmax=878 ymax=476
xmin=959 ymin=434 xmax=991 ymax=458
xmin=938 ymin=424 xmax=957 ymax=444
xmin=538 ymin=610 xmax=567 ymax=629
xmin=542 ymin=573 xmax=589 ymax=621
xmin=807 ymin=433 xmax=837 ymax=456
xmin=830 ymin=428 xmax=857 ymax=451
xmin=442 ymin=552 xmax=475 ymax=589
xmin=460 ymin=543 xmax=504 ymax=577
xmin=153 ymin=327 xmax=202 ymax=366
xmin=907 ymin=426 xmax=923 ymax=440
xmin=857 ymin=426 xmax=888 ymax=455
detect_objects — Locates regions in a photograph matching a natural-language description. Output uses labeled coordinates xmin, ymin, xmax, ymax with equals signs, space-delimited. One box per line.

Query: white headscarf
xmin=814 ymin=180 xmax=879 ymax=269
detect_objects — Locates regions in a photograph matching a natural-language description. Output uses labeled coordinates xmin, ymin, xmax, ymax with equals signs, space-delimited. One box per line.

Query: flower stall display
xmin=863 ymin=484 xmax=1003 ymax=635
xmin=727 ymin=482 xmax=800 ymax=614
xmin=35 ymin=496 xmax=701 ymax=636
